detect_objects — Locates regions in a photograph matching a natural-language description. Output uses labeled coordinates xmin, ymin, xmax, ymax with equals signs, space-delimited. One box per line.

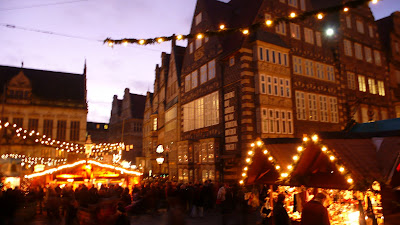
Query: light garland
xmin=290 ymin=134 xmax=355 ymax=187
xmin=1 ymin=153 xmax=67 ymax=167
xmin=104 ymin=0 xmax=378 ymax=46
xmin=25 ymin=159 xmax=142 ymax=179
xmin=239 ymin=139 xmax=292 ymax=185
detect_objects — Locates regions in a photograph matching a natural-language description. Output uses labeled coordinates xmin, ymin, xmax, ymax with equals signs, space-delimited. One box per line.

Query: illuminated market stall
xmin=240 ymin=134 xmax=398 ymax=225
xmin=24 ymin=159 xmax=142 ymax=188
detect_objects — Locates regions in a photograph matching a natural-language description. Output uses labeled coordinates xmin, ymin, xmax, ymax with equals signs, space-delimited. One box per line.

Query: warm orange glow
xmin=290 ymin=12 xmax=296 ymax=18
xmin=242 ymin=29 xmax=249 ymax=35
xmin=343 ymin=7 xmax=349 ymax=12
xmin=265 ymin=20 xmax=273 ymax=26
xmin=317 ymin=13 xmax=324 ymax=19
xmin=219 ymin=24 xmax=225 ymax=30
xmin=56 ymin=174 xmax=82 ymax=179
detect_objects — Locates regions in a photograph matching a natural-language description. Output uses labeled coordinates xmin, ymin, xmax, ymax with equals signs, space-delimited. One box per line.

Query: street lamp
xmin=155 ymin=144 xmax=164 ymax=175
xmin=156 ymin=156 xmax=164 ymax=174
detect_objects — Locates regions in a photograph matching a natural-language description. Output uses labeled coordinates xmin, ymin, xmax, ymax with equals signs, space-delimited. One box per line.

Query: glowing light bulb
xmin=248 ymin=151 xmax=253 ymax=156
xmin=197 ymin=34 xmax=203 ymax=39
xmin=108 ymin=41 xmax=114 ymax=47
xmin=242 ymin=173 xmax=246 ymax=177
xmin=246 ymin=158 xmax=251 ymax=163
xmin=177 ymin=35 xmax=183 ymax=40
xmin=265 ymin=20 xmax=273 ymax=26
xmin=242 ymin=29 xmax=249 ymax=35
xmin=371 ymin=0 xmax=378 ymax=4
xmin=347 ymin=178 xmax=353 ymax=183
xmin=290 ymin=12 xmax=296 ymax=18
xmin=293 ymin=155 xmax=299 ymax=161
xmin=312 ymin=135 xmax=318 ymax=142
xmin=256 ymin=141 xmax=263 ymax=146
xmin=281 ymin=173 xmax=288 ymax=177
xmin=157 ymin=38 xmax=163 ymax=43
xmin=263 ymin=150 xmax=268 ymax=154
xmin=268 ymin=157 xmax=273 ymax=161
xmin=220 ymin=24 xmax=225 ymax=30
xmin=326 ymin=28 xmax=335 ymax=36
xmin=322 ymin=146 xmax=327 ymax=152
xmin=239 ymin=180 xmax=244 ymax=184
xmin=297 ymin=146 xmax=303 ymax=152
xmin=139 ymin=39 xmax=145 ymax=45
xmin=317 ymin=13 xmax=324 ymax=20
xmin=343 ymin=7 xmax=349 ymax=12
xmin=276 ymin=165 xmax=280 ymax=170
xmin=339 ymin=167 xmax=345 ymax=173
xmin=330 ymin=156 xmax=335 ymax=161
xmin=122 ymin=41 xmax=128 ymax=46
xmin=250 ymin=143 xmax=255 ymax=147
xmin=303 ymin=137 xmax=309 ymax=142
xmin=244 ymin=167 xmax=248 ymax=171
xmin=288 ymin=165 xmax=293 ymax=170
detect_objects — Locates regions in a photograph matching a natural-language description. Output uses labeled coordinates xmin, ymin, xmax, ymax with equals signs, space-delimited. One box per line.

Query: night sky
xmin=0 ymin=0 xmax=399 ymax=123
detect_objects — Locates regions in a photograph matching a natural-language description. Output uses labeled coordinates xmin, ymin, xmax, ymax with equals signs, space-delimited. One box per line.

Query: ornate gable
xmin=6 ymin=70 xmax=32 ymax=104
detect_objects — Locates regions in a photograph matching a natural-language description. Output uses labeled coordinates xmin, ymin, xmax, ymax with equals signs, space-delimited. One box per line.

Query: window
xmin=70 ymin=121 xmax=80 ymax=141
xmin=43 ymin=120 xmax=53 ymax=137
xmin=195 ymin=38 xmax=202 ymax=50
xmin=354 ymin=43 xmax=363 ymax=60
xmin=285 ymin=79 xmax=291 ymax=98
xmin=295 ymin=91 xmax=306 ymax=120
xmin=208 ymin=60 xmax=216 ymax=79
xmin=272 ymin=50 xmax=276 ymax=63
xmin=356 ymin=20 xmax=364 ymax=33
xmin=153 ymin=118 xmax=158 ymax=131
xmin=265 ymin=13 xmax=271 ymax=20
xmin=300 ymin=0 xmax=306 ymax=10
xmin=326 ymin=66 xmax=335 ymax=81
xmin=259 ymin=47 xmax=264 ymax=60
xmin=316 ymin=63 xmax=325 ymax=79
xmin=185 ymin=75 xmax=191 ymax=92
xmin=208 ymin=143 xmax=214 ymax=162
xmin=229 ymin=56 xmax=235 ymax=66
xmin=368 ymin=78 xmax=376 ymax=94
xmin=346 ymin=16 xmax=352 ymax=28
xmin=260 ymin=75 xmax=266 ymax=94
xmin=288 ymin=0 xmax=297 ymax=7
xmin=267 ymin=76 xmax=272 ymax=95
xmin=275 ymin=111 xmax=281 ymax=133
xmin=195 ymin=12 xmax=202 ymax=25
xmin=293 ymin=56 xmax=303 ymax=74
xmin=189 ymin=42 xmax=193 ymax=54
xmin=266 ymin=49 xmax=270 ymax=62
xmin=13 ymin=118 xmax=23 ymax=127
xmin=368 ymin=25 xmax=374 ymax=38
xmin=305 ymin=60 xmax=314 ymax=77
xmin=308 ymin=94 xmax=318 ymax=121
xmin=191 ymin=71 xmax=198 ymax=88
xmin=290 ymin=23 xmax=301 ymax=40
xmin=200 ymin=65 xmax=207 ymax=84
xmin=269 ymin=109 xmax=274 ymax=133
xmin=28 ymin=119 xmax=38 ymax=132
xmin=374 ymin=50 xmax=381 ymax=66
xmin=261 ymin=109 xmax=268 ymax=133
xmin=276 ymin=22 xmax=286 ymax=35
xmin=283 ymin=53 xmax=288 ymax=66
xmin=183 ymin=91 xmax=219 ymax=132
xmin=319 ymin=96 xmax=328 ymax=122
xmin=347 ymin=72 xmax=356 ymax=90
xmin=57 ymin=120 xmax=67 ymax=141
xmin=315 ymin=32 xmax=322 ymax=47
xmin=358 ymin=75 xmax=366 ymax=92
xmin=304 ymin=28 xmax=314 ymax=44
xmin=279 ymin=78 xmax=285 ymax=96
xmin=344 ymin=39 xmax=353 ymax=56
xmin=287 ymin=111 xmax=293 ymax=134
xmin=329 ymin=97 xmax=338 ymax=123
xmin=364 ymin=46 xmax=372 ymax=63
xmin=378 ymin=81 xmax=385 ymax=96
xmin=273 ymin=78 xmax=278 ymax=96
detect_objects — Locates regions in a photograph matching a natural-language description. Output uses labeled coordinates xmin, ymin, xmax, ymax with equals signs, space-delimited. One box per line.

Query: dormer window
xmin=195 ymin=12 xmax=202 ymax=25
xmin=6 ymin=71 xmax=32 ymax=104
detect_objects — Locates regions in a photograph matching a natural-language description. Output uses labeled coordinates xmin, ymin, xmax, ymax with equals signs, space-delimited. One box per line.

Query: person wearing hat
xmin=300 ymin=192 xmax=330 ymax=225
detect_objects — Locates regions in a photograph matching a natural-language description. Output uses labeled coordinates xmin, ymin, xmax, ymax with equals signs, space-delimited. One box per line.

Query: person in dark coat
xmin=273 ymin=193 xmax=291 ymax=225
xmin=300 ymin=192 xmax=330 ymax=225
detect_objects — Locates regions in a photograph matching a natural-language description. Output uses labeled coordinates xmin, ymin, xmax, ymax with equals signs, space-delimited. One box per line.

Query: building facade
xmin=145 ymin=0 xmax=395 ymax=183
xmin=108 ymin=88 xmax=146 ymax=165
xmin=0 ymin=64 xmax=87 ymax=176
xmin=377 ymin=11 xmax=400 ymax=118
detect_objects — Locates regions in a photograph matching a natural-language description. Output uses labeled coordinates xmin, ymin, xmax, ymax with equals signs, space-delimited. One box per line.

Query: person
xmin=300 ymin=192 xmax=330 ymax=225
xmin=260 ymin=197 xmax=272 ymax=225
xmin=273 ymin=193 xmax=291 ymax=225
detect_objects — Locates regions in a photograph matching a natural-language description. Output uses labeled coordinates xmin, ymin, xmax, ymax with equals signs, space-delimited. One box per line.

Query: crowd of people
xmin=0 ymin=180 xmax=333 ymax=225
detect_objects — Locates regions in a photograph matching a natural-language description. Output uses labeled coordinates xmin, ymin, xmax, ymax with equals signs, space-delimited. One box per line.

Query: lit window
xmin=104 ymin=124 xmax=108 ymax=129
xmin=308 ymin=93 xmax=318 ymax=121
xmin=316 ymin=63 xmax=325 ymax=80
xmin=185 ymin=75 xmax=191 ymax=92
xmin=378 ymin=81 xmax=385 ymax=96
xmin=319 ymin=96 xmax=328 ymax=122
xmin=329 ymin=97 xmax=339 ymax=123
xmin=293 ymin=56 xmax=303 ymax=74
xmin=200 ymin=65 xmax=207 ymax=84
xmin=368 ymin=78 xmax=376 ymax=94
xmin=326 ymin=66 xmax=335 ymax=81
xmin=347 ymin=72 xmax=356 ymax=90
xmin=358 ymin=75 xmax=366 ymax=92
xmin=260 ymin=74 xmax=266 ymax=94
xmin=304 ymin=28 xmax=314 ymax=44
xmin=208 ymin=60 xmax=216 ymax=79
xmin=191 ymin=70 xmax=198 ymax=88
xmin=364 ymin=47 xmax=372 ymax=63
xmin=195 ymin=38 xmax=202 ymax=50
xmin=153 ymin=118 xmax=157 ymax=131
xmin=295 ymin=91 xmax=306 ymax=120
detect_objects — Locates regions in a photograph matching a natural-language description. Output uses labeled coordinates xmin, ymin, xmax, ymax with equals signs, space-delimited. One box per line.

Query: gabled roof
xmin=0 ymin=65 xmax=85 ymax=105
xmin=377 ymin=14 xmax=395 ymax=57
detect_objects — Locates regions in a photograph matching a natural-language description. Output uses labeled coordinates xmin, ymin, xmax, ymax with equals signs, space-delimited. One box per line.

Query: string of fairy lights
xmin=104 ymin=0 xmax=380 ymax=47
xmin=240 ymin=134 xmax=355 ymax=188
xmin=0 ymin=120 xmax=125 ymax=167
